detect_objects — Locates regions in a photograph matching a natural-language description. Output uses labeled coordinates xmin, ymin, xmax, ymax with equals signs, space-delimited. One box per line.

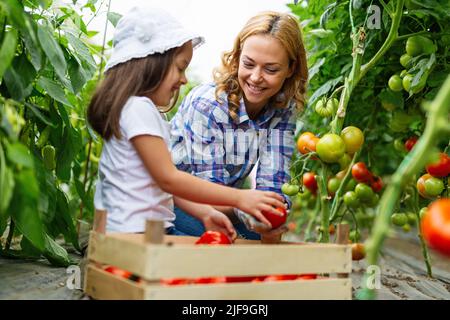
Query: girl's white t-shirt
xmin=94 ymin=96 xmax=175 ymax=232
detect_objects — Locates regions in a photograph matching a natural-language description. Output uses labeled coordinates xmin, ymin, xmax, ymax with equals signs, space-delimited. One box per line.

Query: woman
xmin=170 ymin=11 xmax=308 ymax=239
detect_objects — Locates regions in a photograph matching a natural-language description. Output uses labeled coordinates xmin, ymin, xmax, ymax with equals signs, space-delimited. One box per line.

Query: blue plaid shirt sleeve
xmin=172 ymin=95 xmax=231 ymax=185
xmin=256 ymin=108 xmax=297 ymax=203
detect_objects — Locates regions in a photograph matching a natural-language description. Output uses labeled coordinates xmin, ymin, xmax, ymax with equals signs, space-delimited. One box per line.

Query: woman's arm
xmin=131 ymin=135 xmax=285 ymax=227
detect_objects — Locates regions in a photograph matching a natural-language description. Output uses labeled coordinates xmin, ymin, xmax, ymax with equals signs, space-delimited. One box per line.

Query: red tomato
xmin=160 ymin=278 xmax=191 ymax=286
xmin=303 ymin=172 xmax=318 ymax=193
xmin=404 ymin=136 xmax=418 ymax=152
xmin=195 ymin=231 xmax=232 ymax=245
xmin=194 ymin=277 xmax=227 ymax=284
xmin=297 ymin=132 xmax=319 ymax=155
xmin=370 ymin=176 xmax=384 ymax=193
xmin=426 ymin=153 xmax=450 ymax=178
xmin=104 ymin=266 xmax=132 ymax=279
xmin=225 ymin=276 xmax=258 ymax=283
xmin=297 ymin=274 xmax=317 ymax=280
xmin=421 ymin=198 xmax=450 ymax=257
xmin=262 ymin=206 xmax=287 ymax=229
xmin=352 ymin=162 xmax=373 ymax=183
xmin=264 ymin=274 xmax=298 ymax=282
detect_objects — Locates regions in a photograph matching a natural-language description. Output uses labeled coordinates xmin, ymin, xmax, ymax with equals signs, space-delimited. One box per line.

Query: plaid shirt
xmin=170 ymin=83 xmax=297 ymax=201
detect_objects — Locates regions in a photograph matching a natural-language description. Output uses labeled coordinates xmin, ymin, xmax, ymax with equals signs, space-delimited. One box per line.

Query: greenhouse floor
xmin=1 ymin=231 xmax=449 ymax=300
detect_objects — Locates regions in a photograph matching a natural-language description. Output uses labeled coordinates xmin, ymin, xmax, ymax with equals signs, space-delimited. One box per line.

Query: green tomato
xmin=400 ymin=70 xmax=408 ymax=78
xmin=340 ymin=126 xmax=364 ymax=154
xmin=406 ymin=36 xmax=423 ymax=56
xmin=424 ymin=177 xmax=444 ymax=196
xmin=393 ymin=138 xmax=407 ymax=153
xmin=281 ymin=183 xmax=300 ymax=196
xmin=406 ymin=212 xmax=417 ymax=225
xmin=400 ymin=54 xmax=412 ymax=68
xmin=41 ymin=145 xmax=56 ymax=171
xmin=316 ymin=134 xmax=346 ymax=163
xmin=402 ymin=223 xmax=411 ymax=233
xmin=419 ymin=207 xmax=427 ymax=220
xmin=344 ymin=179 xmax=357 ymax=192
xmin=402 ymin=74 xmax=413 ymax=92
xmin=344 ymin=191 xmax=360 ymax=208
xmin=355 ymin=183 xmax=374 ymax=201
xmin=327 ymin=177 xmax=341 ymax=194
xmin=388 ymin=75 xmax=403 ymax=92
xmin=391 ymin=213 xmax=408 ymax=226
xmin=338 ymin=153 xmax=352 ymax=170
xmin=367 ymin=193 xmax=379 ymax=208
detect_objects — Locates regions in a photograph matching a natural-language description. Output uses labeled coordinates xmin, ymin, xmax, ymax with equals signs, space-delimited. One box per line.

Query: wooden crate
xmin=84 ymin=215 xmax=352 ymax=300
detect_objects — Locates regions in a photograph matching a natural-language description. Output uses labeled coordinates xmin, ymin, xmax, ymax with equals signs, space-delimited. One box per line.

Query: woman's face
xmin=238 ymin=34 xmax=293 ymax=112
xmin=149 ymin=41 xmax=193 ymax=106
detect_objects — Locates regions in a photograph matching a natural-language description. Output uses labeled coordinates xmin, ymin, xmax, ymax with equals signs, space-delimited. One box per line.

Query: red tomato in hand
xmin=303 ymin=172 xmax=318 ymax=193
xmin=262 ymin=206 xmax=287 ymax=229
xmin=370 ymin=176 xmax=384 ymax=193
xmin=421 ymin=198 xmax=450 ymax=257
xmin=195 ymin=231 xmax=232 ymax=245
xmin=426 ymin=153 xmax=450 ymax=178
xmin=404 ymin=136 xmax=418 ymax=152
xmin=352 ymin=162 xmax=373 ymax=183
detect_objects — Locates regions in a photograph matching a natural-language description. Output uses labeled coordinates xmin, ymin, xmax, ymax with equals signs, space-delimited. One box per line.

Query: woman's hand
xmin=202 ymin=209 xmax=237 ymax=241
xmin=236 ymin=190 xmax=286 ymax=228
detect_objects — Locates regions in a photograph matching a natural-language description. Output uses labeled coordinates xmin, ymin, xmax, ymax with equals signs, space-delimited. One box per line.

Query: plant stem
xmin=5 ymin=219 xmax=15 ymax=251
xmin=396 ymin=30 xmax=429 ymax=42
xmin=359 ymin=74 xmax=450 ymax=299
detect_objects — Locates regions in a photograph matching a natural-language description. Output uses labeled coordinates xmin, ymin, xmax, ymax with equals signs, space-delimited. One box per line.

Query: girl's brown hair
xmin=87 ymin=47 xmax=178 ymax=140
xmin=213 ymin=11 xmax=308 ymax=120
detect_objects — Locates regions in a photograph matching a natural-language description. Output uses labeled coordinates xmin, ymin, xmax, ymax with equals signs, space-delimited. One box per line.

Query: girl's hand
xmin=236 ymin=190 xmax=286 ymax=228
xmin=202 ymin=210 xmax=237 ymax=241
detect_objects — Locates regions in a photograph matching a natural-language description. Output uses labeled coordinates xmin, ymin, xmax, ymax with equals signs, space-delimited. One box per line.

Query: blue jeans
xmin=173 ymin=206 xmax=261 ymax=240
xmin=165 ymin=226 xmax=189 ymax=236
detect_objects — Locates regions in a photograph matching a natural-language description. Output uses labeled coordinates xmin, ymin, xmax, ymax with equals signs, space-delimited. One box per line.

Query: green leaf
xmin=3 ymin=54 xmax=36 ymax=101
xmin=107 ymin=12 xmax=122 ymax=27
xmin=21 ymin=17 xmax=43 ymax=71
xmin=0 ymin=0 xmax=26 ymax=30
xmin=10 ymin=169 xmax=45 ymax=252
xmin=54 ymin=189 xmax=80 ymax=251
xmin=0 ymin=29 xmax=17 ymax=82
xmin=24 ymin=102 xmax=58 ymax=127
xmin=68 ymin=59 xmax=86 ymax=94
xmin=307 ymin=76 xmax=343 ymax=108
xmin=42 ymin=233 xmax=71 ymax=266
xmin=20 ymin=236 xmax=42 ymax=258
xmin=378 ymin=88 xmax=404 ymax=109
xmin=37 ymin=77 xmax=73 ymax=107
xmin=55 ymin=120 xmax=82 ymax=181
xmin=37 ymin=20 xmax=67 ymax=83
xmin=0 ymin=145 xmax=14 ymax=218
xmin=6 ymin=142 xmax=34 ymax=168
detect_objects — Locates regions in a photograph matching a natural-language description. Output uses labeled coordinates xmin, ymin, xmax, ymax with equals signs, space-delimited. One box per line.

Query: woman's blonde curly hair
xmin=213 ymin=11 xmax=308 ymax=121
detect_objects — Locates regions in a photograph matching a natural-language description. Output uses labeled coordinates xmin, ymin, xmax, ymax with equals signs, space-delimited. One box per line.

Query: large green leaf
xmin=25 ymin=102 xmax=58 ymax=128
xmin=10 ymin=169 xmax=45 ymax=252
xmin=37 ymin=20 xmax=67 ymax=83
xmin=55 ymin=116 xmax=82 ymax=181
xmin=68 ymin=58 xmax=87 ymax=94
xmin=37 ymin=77 xmax=73 ymax=107
xmin=3 ymin=54 xmax=36 ymax=101
xmin=21 ymin=16 xmax=43 ymax=71
xmin=42 ymin=234 xmax=71 ymax=266
xmin=0 ymin=29 xmax=17 ymax=82
xmin=54 ymin=189 xmax=80 ymax=251
xmin=0 ymin=145 xmax=14 ymax=219
xmin=6 ymin=142 xmax=34 ymax=168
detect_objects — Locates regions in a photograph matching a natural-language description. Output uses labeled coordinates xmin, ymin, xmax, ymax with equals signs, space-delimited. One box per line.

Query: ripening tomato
xmin=340 ymin=126 xmax=365 ymax=154
xmin=303 ymin=172 xmax=318 ymax=193
xmin=262 ymin=206 xmax=287 ymax=229
xmin=352 ymin=243 xmax=366 ymax=261
xmin=195 ymin=231 xmax=232 ymax=245
xmin=297 ymin=132 xmax=319 ymax=154
xmin=421 ymin=198 xmax=450 ymax=257
xmin=417 ymin=173 xmax=435 ymax=198
xmin=370 ymin=176 xmax=384 ymax=193
xmin=316 ymin=134 xmax=346 ymax=163
xmin=404 ymin=136 xmax=418 ymax=152
xmin=424 ymin=177 xmax=445 ymax=197
xmin=426 ymin=153 xmax=450 ymax=178
xmin=352 ymin=162 xmax=373 ymax=183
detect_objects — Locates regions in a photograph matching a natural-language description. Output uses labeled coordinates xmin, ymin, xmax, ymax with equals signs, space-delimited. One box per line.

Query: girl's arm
xmin=131 ymin=135 xmax=285 ymax=227
xmin=173 ymin=197 xmax=237 ymax=240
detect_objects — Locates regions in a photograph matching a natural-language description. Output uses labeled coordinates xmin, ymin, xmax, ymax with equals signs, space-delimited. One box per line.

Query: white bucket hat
xmin=104 ymin=7 xmax=205 ymax=72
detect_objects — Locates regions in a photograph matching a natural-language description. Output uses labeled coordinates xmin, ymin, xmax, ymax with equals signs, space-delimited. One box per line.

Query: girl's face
xmin=149 ymin=41 xmax=193 ymax=106
xmin=237 ymin=34 xmax=294 ymax=113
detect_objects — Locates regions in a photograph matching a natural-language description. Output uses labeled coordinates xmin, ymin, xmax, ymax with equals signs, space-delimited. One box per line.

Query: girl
xmin=170 ymin=11 xmax=308 ymax=240
xmin=88 ymin=7 xmax=285 ymax=238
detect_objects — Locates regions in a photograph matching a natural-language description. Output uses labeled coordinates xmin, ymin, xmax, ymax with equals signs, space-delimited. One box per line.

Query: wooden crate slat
xmin=88 ymin=232 xmax=351 ymax=279
xmin=85 ymin=265 xmax=145 ymax=300
xmin=146 ymin=278 xmax=352 ymax=300
xmin=143 ymin=245 xmax=351 ymax=279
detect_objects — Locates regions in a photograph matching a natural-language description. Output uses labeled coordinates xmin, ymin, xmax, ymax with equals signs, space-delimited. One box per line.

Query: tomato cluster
xmin=416 ymin=153 xmax=449 ymax=199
